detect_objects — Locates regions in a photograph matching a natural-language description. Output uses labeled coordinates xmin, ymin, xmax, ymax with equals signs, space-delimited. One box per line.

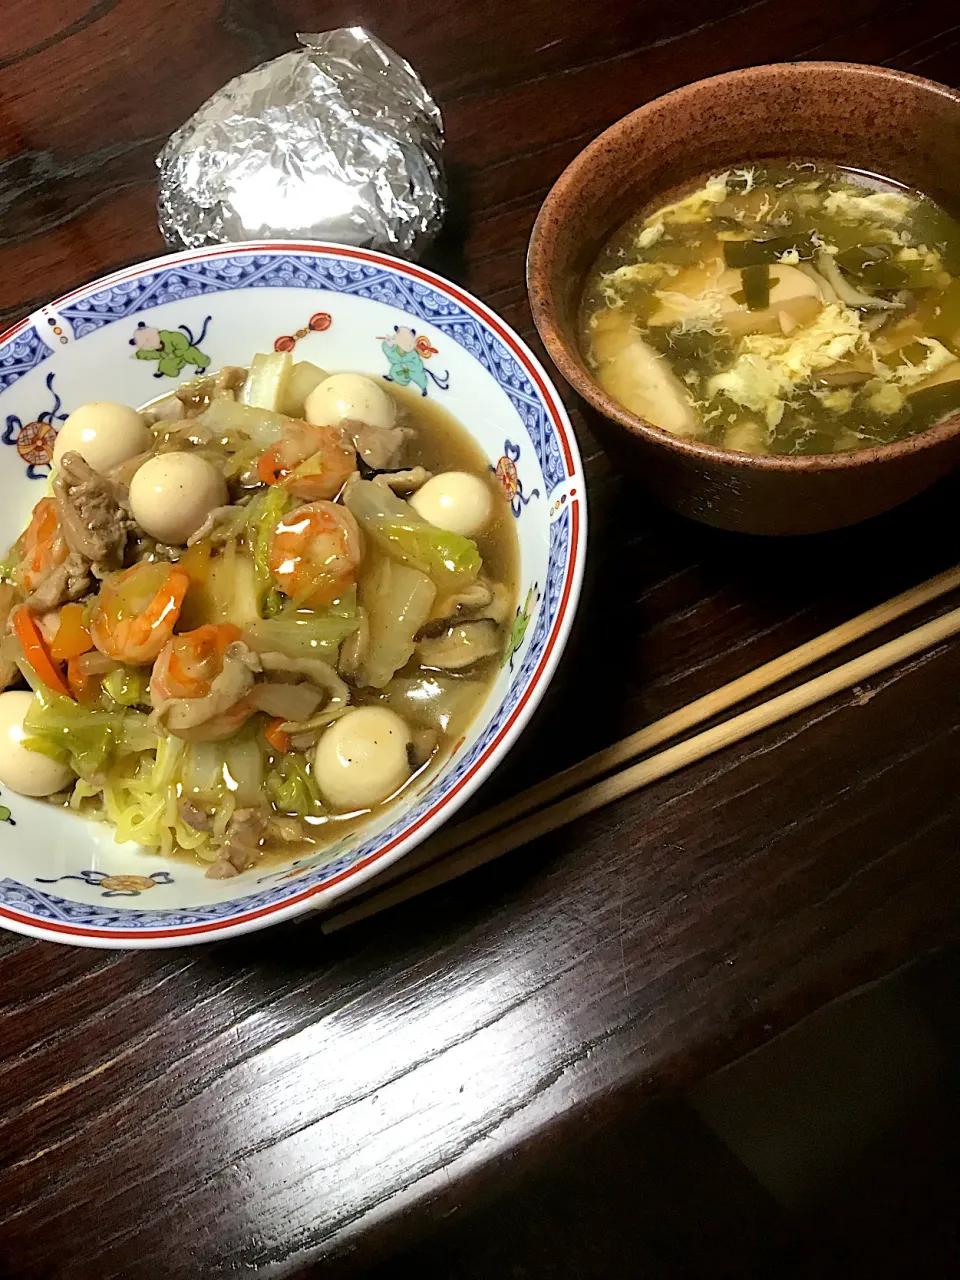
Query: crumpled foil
xmin=157 ymin=27 xmax=445 ymax=260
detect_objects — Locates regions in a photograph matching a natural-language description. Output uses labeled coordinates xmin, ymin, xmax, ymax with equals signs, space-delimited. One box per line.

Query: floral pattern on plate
xmin=0 ymin=242 xmax=585 ymax=943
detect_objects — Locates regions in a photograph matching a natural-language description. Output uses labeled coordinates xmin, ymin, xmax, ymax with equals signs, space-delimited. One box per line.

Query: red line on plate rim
xmin=0 ymin=242 xmax=584 ymax=941
xmin=0 ymin=317 xmax=32 ymax=346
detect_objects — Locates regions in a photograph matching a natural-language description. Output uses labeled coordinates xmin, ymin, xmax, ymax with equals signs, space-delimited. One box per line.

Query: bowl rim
xmin=0 ymin=239 xmax=587 ymax=948
xmin=527 ymin=60 xmax=960 ymax=474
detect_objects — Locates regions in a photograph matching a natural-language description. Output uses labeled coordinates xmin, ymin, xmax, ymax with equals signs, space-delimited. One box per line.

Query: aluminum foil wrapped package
xmin=157 ymin=28 xmax=445 ymax=259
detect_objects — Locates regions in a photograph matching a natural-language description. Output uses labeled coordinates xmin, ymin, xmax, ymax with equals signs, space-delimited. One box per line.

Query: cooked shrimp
xmin=19 ymin=498 xmax=68 ymax=594
xmin=89 ymin=561 xmax=190 ymax=665
xmin=150 ymin=624 xmax=256 ymax=741
xmin=257 ymin=422 xmax=356 ymax=501
xmin=268 ymin=501 xmax=362 ymax=607
xmin=150 ymin=623 xmax=241 ymax=701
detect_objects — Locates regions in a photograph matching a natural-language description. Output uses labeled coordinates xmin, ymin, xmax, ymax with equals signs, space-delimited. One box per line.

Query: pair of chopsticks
xmin=321 ymin=565 xmax=960 ymax=934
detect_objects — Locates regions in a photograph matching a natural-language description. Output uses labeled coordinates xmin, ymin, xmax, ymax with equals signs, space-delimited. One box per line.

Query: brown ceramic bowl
xmin=528 ymin=62 xmax=960 ymax=535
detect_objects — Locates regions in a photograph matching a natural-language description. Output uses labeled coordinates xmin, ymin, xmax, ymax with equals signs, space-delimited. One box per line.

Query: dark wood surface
xmin=2 ymin=3 xmax=960 ymax=1276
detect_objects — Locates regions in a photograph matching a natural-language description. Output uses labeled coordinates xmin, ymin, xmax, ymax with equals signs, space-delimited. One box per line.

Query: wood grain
xmin=0 ymin=2 xmax=959 ymax=1275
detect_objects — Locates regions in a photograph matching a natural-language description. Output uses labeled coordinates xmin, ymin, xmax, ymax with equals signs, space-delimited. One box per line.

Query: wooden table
xmin=2 ymin=3 xmax=959 ymax=1276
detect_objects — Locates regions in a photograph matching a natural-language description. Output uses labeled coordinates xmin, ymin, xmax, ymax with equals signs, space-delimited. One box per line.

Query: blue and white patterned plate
xmin=0 ymin=241 xmax=586 ymax=948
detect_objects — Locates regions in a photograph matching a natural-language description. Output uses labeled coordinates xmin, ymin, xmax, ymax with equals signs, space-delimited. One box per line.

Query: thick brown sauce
xmin=143 ymin=377 xmax=520 ymax=871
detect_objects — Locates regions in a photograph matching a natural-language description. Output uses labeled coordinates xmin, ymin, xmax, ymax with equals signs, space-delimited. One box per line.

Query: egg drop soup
xmin=579 ymin=163 xmax=960 ymax=455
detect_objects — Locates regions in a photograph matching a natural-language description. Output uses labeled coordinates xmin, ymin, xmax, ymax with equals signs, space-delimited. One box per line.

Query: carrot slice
xmin=50 ymin=603 xmax=94 ymax=662
xmin=258 ymin=449 xmax=284 ymax=487
xmin=263 ymin=717 xmax=291 ymax=753
xmin=13 ymin=606 xmax=73 ymax=699
xmin=66 ymin=655 xmax=99 ymax=704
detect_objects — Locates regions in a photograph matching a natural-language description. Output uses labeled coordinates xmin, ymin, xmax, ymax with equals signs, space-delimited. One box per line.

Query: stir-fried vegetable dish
xmin=0 ymin=356 xmax=517 ymax=878
xmin=580 ymin=162 xmax=960 ymax=455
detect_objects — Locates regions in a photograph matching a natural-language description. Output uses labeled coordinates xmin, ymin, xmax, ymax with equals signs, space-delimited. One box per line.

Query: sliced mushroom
xmin=408 ymin=727 xmax=439 ymax=769
xmin=862 ymin=310 xmax=896 ymax=336
xmin=814 ymin=250 xmax=902 ymax=311
xmin=370 ymin=466 xmax=432 ymax=495
xmin=795 ymin=261 xmax=838 ymax=302
xmin=427 ymin=579 xmax=513 ymax=629
xmin=429 ymin=580 xmax=493 ymax=624
xmin=719 ymin=265 xmax=824 ymax=337
xmin=256 ymin=652 xmax=351 ymax=733
xmin=475 ymin=581 xmax=513 ymax=626
xmin=258 ymin=652 xmax=348 ymax=695
xmin=247 ymin=681 xmax=325 ymax=721
xmin=817 ymin=363 xmax=874 ymax=387
xmin=417 ymin=619 xmax=502 ymax=671
xmin=338 ymin=605 xmax=369 ymax=679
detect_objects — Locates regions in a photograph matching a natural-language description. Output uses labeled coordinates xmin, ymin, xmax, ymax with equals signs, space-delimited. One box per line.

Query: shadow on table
xmin=314 ymin=951 xmax=960 ymax=1279
xmin=199 ymin=461 xmax=960 ymax=987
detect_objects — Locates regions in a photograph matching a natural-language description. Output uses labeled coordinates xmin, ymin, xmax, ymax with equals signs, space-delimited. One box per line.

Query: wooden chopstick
xmin=324 ymin=565 xmax=960 ymax=908
xmin=322 ymin=597 xmax=960 ymax=934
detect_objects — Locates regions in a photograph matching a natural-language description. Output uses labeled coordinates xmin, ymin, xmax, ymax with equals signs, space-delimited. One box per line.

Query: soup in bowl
xmin=580 ymin=162 xmax=960 ymax=456
xmin=528 ymin=62 xmax=960 ymax=534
